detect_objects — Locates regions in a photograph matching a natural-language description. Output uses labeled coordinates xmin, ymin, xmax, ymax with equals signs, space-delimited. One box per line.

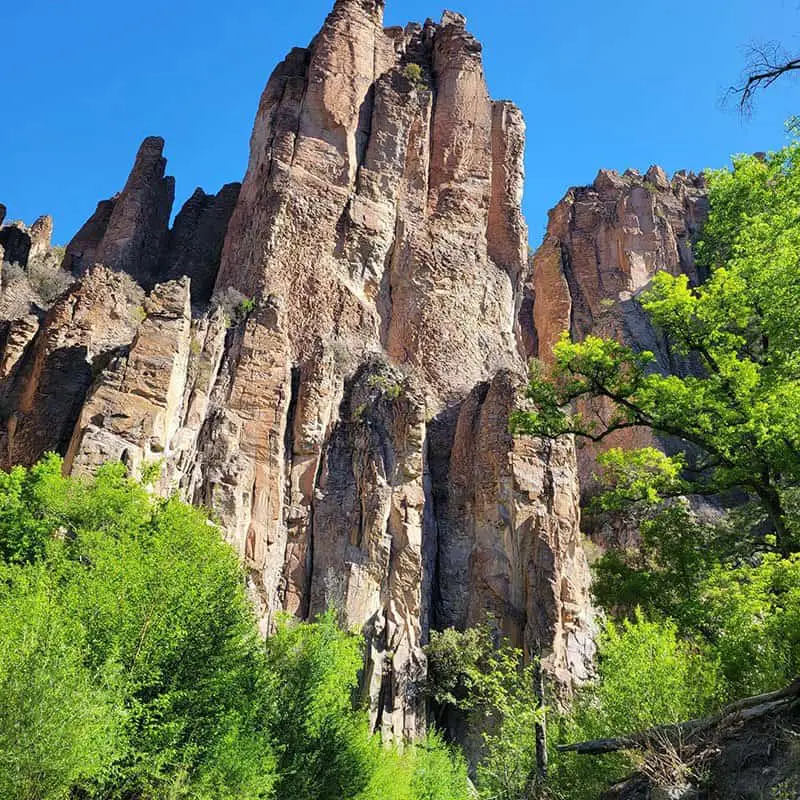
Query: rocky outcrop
xmin=531 ymin=167 xmax=707 ymax=364
xmin=161 ymin=184 xmax=241 ymax=304
xmin=529 ymin=169 xmax=709 ymax=539
xmin=91 ymin=137 xmax=175 ymax=288
xmin=62 ymin=199 xmax=117 ymax=277
xmin=0 ymin=214 xmax=54 ymax=268
xmin=64 ymin=147 xmax=238 ymax=303
xmin=0 ymin=1 xmax=602 ymax=740
xmin=215 ymin=4 xmax=526 ymax=400
xmin=0 ymin=267 xmax=144 ymax=468
xmin=62 ymin=138 xmax=174 ymax=287
xmin=439 ymin=371 xmax=595 ymax=686
xmin=65 ymin=279 xmax=192 ymax=477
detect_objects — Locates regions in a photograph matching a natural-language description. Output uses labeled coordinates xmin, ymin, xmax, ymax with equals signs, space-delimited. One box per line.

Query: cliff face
xmin=0 ymin=0 xmax=717 ymax=740
xmin=530 ymin=167 xmax=709 ymax=542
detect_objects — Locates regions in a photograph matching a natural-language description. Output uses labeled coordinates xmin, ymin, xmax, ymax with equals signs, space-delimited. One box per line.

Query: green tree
xmin=424 ymin=626 xmax=544 ymax=800
xmin=0 ymin=562 xmax=121 ymax=800
xmin=0 ymin=457 xmax=276 ymax=799
xmin=511 ymin=147 xmax=800 ymax=553
xmin=696 ymin=553 xmax=800 ymax=696
xmin=264 ymin=611 xmax=379 ymax=800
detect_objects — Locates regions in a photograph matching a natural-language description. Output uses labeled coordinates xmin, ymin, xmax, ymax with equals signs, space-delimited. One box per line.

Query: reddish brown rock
xmin=0 ymin=214 xmax=53 ymax=268
xmin=529 ymin=169 xmax=709 ymax=539
xmin=0 ymin=2 xmax=605 ymax=741
xmin=439 ymin=371 xmax=595 ymax=688
xmin=92 ymin=137 xmax=175 ymax=287
xmin=161 ymin=184 xmax=241 ymax=304
xmin=531 ymin=168 xmax=707 ymax=363
xmin=65 ymin=279 xmax=192 ymax=477
xmin=216 ymin=6 xmax=526 ymax=400
xmin=309 ymin=361 xmax=428 ymax=739
xmin=62 ymin=199 xmax=117 ymax=277
xmin=0 ymin=266 xmax=145 ymax=468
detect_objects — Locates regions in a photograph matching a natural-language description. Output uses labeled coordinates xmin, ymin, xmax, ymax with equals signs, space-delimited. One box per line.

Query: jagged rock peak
xmin=440 ymin=10 xmax=467 ymax=27
xmin=528 ymin=165 xmax=709 ymax=545
xmin=216 ymin=1 xmax=527 ymax=401
xmin=65 ymin=138 xmax=239 ymax=302
xmin=0 ymin=214 xmax=53 ymax=268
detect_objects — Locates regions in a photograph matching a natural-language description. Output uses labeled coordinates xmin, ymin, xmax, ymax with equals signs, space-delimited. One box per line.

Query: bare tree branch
xmin=729 ymin=42 xmax=800 ymax=114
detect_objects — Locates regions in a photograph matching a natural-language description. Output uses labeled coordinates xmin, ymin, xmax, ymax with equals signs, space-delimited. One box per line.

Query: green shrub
xmin=0 ymin=563 xmax=122 ymax=800
xmin=545 ymin=611 xmax=722 ymax=800
xmin=265 ymin=611 xmax=377 ymax=800
xmin=0 ymin=457 xmax=276 ymax=799
xmin=403 ymin=63 xmax=425 ymax=88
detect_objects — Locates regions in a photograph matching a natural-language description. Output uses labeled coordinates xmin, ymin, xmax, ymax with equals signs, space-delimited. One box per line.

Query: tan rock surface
xmin=529 ymin=169 xmax=709 ymax=540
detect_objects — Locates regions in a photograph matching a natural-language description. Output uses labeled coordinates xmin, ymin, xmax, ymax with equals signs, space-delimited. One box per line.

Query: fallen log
xmin=557 ymin=677 xmax=800 ymax=756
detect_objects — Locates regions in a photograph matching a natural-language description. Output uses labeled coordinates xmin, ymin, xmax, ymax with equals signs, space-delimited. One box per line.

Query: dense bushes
xmin=0 ymin=456 xmax=468 ymax=800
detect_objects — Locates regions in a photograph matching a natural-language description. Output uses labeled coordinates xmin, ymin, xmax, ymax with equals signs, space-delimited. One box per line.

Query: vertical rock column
xmin=310 ymin=361 xmax=428 ymax=741
xmin=439 ymin=371 xmax=595 ymax=690
xmin=65 ymin=279 xmax=192 ymax=477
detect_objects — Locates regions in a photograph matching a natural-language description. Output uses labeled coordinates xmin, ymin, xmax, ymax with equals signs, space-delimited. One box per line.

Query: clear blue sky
xmin=2 ymin=1 xmax=799 ymax=245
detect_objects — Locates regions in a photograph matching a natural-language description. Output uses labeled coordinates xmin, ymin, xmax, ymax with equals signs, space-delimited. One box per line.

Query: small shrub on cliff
xmin=403 ymin=63 xmax=426 ymax=88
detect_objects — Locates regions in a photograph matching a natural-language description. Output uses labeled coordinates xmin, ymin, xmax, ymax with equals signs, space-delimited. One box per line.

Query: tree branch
xmin=730 ymin=43 xmax=800 ymax=113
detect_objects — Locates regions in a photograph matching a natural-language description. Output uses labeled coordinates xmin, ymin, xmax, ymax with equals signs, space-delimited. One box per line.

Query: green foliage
xmin=476 ymin=695 xmax=543 ymax=800
xmin=590 ymin=612 xmax=720 ymax=731
xmin=358 ymin=733 xmax=469 ymax=800
xmin=367 ymin=372 xmax=404 ymax=400
xmin=512 ymin=147 xmax=800 ymax=552
xmin=592 ymin=447 xmax=685 ymax=512
xmin=425 ymin=626 xmax=545 ymax=800
xmin=0 ymin=456 xmax=473 ymax=800
xmin=696 ymin=553 xmax=800 ymax=696
xmin=403 ymin=63 xmax=426 ymax=88
xmin=592 ymin=503 xmax=735 ymax=621
xmin=0 ymin=457 xmax=276 ymax=799
xmin=236 ymin=296 xmax=256 ymax=318
xmin=265 ymin=611 xmax=377 ymax=800
xmin=425 ymin=625 xmax=536 ymax=721
xmin=140 ymin=458 xmax=164 ymax=485
xmin=0 ymin=455 xmax=72 ymax=564
xmin=545 ymin=612 xmax=721 ymax=800
xmin=0 ymin=563 xmax=121 ymax=800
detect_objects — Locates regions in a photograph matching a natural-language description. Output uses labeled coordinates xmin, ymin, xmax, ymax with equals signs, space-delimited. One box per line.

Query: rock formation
xmin=529 ymin=167 xmax=709 ymax=541
xmin=4 ymin=1 xmax=729 ymax=741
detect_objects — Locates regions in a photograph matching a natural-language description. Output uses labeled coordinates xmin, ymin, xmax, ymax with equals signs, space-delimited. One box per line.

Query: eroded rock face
xmin=531 ymin=167 xmax=707 ymax=363
xmin=65 ymin=279 xmax=192 ymax=477
xmin=0 ymin=1 xmax=602 ymax=740
xmin=91 ymin=137 xmax=175 ymax=288
xmin=0 ymin=266 xmax=144 ymax=468
xmin=216 ymin=3 xmax=526 ymax=400
xmin=0 ymin=214 xmax=54 ymax=268
xmin=161 ymin=184 xmax=241 ymax=305
xmin=438 ymin=371 xmax=595 ymax=686
xmin=529 ymin=168 xmax=709 ymax=540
